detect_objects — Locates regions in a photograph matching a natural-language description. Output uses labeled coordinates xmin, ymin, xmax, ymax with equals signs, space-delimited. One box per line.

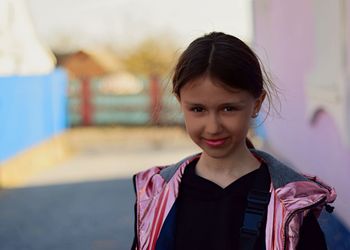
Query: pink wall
xmin=253 ymin=0 xmax=350 ymax=228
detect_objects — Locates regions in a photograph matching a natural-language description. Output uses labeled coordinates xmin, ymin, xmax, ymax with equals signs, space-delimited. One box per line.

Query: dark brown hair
xmin=172 ymin=32 xmax=278 ymax=116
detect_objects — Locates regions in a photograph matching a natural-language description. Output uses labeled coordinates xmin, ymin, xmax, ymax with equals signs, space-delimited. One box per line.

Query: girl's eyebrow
xmin=220 ymin=101 xmax=246 ymax=106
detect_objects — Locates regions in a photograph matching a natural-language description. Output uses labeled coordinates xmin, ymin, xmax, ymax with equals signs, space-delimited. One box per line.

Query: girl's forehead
xmin=179 ymin=84 xmax=253 ymax=107
xmin=180 ymin=76 xmax=249 ymax=98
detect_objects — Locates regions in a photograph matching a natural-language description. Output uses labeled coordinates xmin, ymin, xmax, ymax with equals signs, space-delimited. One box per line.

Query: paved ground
xmin=0 ymin=126 xmax=349 ymax=250
xmin=0 ymin=127 xmax=199 ymax=250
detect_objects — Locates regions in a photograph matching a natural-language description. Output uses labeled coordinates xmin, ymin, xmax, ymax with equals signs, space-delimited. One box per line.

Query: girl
xmin=131 ymin=32 xmax=336 ymax=250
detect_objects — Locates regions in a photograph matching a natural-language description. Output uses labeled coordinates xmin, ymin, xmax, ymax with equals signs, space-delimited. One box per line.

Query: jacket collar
xmin=160 ymin=149 xmax=308 ymax=189
xmin=159 ymin=149 xmax=335 ymax=197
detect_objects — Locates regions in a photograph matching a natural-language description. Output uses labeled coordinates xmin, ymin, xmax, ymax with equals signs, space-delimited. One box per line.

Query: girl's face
xmin=178 ymin=75 xmax=265 ymax=159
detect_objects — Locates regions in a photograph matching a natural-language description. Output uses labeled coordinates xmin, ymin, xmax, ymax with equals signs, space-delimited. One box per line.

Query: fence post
xmin=149 ymin=74 xmax=162 ymax=125
xmin=81 ymin=77 xmax=92 ymax=126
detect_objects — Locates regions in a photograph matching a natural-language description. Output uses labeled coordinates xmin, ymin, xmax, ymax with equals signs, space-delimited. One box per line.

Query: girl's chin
xmin=198 ymin=142 xmax=245 ymax=159
xmin=200 ymin=147 xmax=233 ymax=159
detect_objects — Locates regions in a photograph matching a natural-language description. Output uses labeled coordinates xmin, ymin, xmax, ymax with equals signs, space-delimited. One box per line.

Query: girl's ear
xmin=253 ymin=90 xmax=266 ymax=115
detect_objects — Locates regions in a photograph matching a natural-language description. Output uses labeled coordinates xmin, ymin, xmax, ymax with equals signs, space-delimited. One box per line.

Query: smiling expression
xmin=178 ymin=75 xmax=265 ymax=159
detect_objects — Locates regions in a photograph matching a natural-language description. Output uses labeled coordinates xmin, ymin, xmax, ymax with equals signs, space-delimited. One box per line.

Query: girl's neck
xmin=195 ymin=146 xmax=260 ymax=188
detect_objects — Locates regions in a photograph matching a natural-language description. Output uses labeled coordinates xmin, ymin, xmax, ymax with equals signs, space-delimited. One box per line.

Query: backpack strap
xmin=240 ymin=165 xmax=271 ymax=250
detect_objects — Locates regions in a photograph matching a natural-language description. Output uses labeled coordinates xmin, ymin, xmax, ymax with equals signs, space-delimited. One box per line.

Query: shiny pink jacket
xmin=133 ymin=150 xmax=336 ymax=250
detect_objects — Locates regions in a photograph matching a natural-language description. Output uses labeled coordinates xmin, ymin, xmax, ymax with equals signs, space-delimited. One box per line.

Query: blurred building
xmin=56 ymin=50 xmax=121 ymax=79
xmin=56 ymin=49 xmax=149 ymax=126
xmin=56 ymin=49 xmax=182 ymax=126
xmin=253 ymin=0 xmax=350 ymax=246
xmin=0 ymin=0 xmax=68 ymax=187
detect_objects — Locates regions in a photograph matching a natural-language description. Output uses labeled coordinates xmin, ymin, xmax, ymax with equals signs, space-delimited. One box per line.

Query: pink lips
xmin=203 ymin=138 xmax=227 ymax=147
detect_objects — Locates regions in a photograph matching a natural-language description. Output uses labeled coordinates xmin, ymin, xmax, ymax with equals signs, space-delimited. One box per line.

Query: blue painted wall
xmin=0 ymin=68 xmax=68 ymax=162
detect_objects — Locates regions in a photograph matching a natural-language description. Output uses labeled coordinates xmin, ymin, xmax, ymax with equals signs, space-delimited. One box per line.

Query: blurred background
xmin=0 ymin=0 xmax=349 ymax=249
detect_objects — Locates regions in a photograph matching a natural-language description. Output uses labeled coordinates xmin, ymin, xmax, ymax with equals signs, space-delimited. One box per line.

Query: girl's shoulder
xmin=252 ymin=149 xmax=309 ymax=189
xmin=253 ymin=149 xmax=336 ymax=207
xmin=132 ymin=153 xmax=201 ymax=201
xmin=252 ymin=150 xmax=334 ymax=191
xmin=134 ymin=153 xmax=201 ymax=183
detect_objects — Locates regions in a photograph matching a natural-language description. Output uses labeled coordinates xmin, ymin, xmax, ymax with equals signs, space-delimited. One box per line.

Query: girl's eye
xmin=223 ymin=106 xmax=236 ymax=112
xmin=190 ymin=107 xmax=204 ymax=113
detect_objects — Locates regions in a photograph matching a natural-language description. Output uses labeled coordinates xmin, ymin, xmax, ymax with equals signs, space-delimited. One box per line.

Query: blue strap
xmin=240 ymin=166 xmax=271 ymax=250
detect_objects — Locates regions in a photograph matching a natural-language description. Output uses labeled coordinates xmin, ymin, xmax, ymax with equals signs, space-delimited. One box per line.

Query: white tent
xmin=0 ymin=0 xmax=55 ymax=75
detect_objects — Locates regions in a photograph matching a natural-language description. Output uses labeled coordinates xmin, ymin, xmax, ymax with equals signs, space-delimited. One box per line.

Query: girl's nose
xmin=206 ymin=114 xmax=223 ymax=134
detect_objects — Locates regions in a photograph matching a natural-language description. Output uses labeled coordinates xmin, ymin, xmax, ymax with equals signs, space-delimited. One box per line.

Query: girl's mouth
xmin=203 ymin=138 xmax=227 ymax=147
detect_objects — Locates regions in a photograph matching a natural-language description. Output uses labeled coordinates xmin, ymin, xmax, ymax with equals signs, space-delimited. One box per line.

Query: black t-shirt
xmin=174 ymin=158 xmax=327 ymax=250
